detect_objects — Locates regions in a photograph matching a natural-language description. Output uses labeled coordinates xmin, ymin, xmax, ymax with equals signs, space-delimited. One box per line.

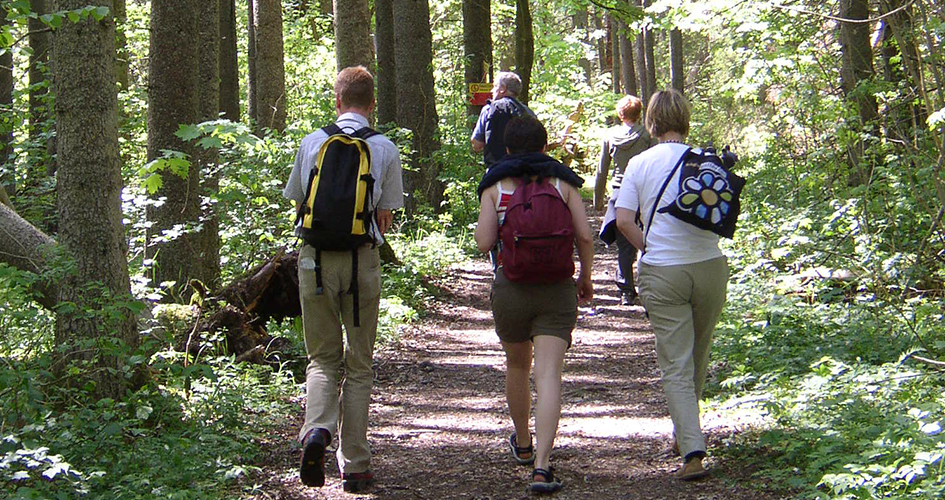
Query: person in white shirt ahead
xmin=614 ymin=89 xmax=729 ymax=481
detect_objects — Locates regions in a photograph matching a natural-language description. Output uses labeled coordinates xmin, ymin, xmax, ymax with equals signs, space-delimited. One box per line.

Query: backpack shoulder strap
xmin=643 ymin=147 xmax=691 ymax=254
xmin=321 ymin=124 xmax=343 ymax=137
xmin=352 ymin=126 xmax=380 ymax=140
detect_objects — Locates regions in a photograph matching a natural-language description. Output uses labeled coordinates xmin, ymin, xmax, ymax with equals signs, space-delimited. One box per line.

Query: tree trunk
xmin=114 ymin=0 xmax=129 ymax=89
xmin=463 ymin=0 xmax=492 ymax=121
xmin=375 ymin=0 xmax=397 ymax=126
xmin=254 ymin=0 xmax=287 ymax=134
xmin=619 ymin=21 xmax=636 ymax=96
xmin=514 ymin=0 xmax=534 ymax=104
xmin=644 ymin=26 xmax=657 ymax=98
xmin=220 ymin=0 xmax=240 ymax=122
xmin=610 ymin=15 xmax=620 ymax=93
xmin=147 ymin=0 xmax=202 ymax=292
xmin=51 ymin=0 xmax=137 ymax=399
xmin=839 ymin=0 xmax=877 ymax=186
xmin=573 ymin=8 xmax=591 ymax=85
xmin=670 ymin=28 xmax=684 ymax=93
xmin=334 ymin=0 xmax=374 ymax=72
xmin=247 ymin=0 xmax=258 ymax=125
xmin=0 ymin=202 xmax=58 ymax=309
xmin=28 ymin=0 xmax=51 ymax=182
xmin=593 ymin=10 xmax=607 ymax=77
xmin=197 ymin=0 xmax=222 ymax=289
xmin=0 ymin=11 xmax=13 ymax=196
xmin=633 ymin=0 xmax=648 ymax=103
xmin=393 ymin=0 xmax=442 ymax=212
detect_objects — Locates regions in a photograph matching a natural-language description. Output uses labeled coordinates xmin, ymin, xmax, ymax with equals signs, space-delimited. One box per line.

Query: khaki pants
xmin=297 ymin=244 xmax=381 ymax=474
xmin=638 ymin=256 xmax=728 ymax=459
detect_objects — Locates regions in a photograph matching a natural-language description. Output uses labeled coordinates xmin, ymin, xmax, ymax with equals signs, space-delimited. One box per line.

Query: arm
xmin=376 ymin=209 xmax=393 ymax=235
xmin=474 ymin=187 xmax=499 ymax=253
xmin=616 ymin=207 xmax=645 ymax=251
xmin=594 ymin=138 xmax=611 ymax=212
xmin=565 ymin=185 xmax=594 ymax=303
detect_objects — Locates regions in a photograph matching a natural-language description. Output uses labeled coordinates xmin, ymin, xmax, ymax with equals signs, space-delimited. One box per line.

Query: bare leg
xmin=531 ymin=335 xmax=568 ymax=471
xmin=502 ymin=340 xmax=533 ymax=457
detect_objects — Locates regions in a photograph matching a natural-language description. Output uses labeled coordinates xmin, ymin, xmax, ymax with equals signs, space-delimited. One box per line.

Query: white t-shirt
xmin=615 ymin=142 xmax=723 ymax=267
xmin=283 ymin=112 xmax=404 ymax=245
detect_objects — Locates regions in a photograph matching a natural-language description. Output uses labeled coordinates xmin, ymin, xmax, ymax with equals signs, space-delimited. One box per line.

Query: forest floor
xmin=248 ymin=204 xmax=790 ymax=500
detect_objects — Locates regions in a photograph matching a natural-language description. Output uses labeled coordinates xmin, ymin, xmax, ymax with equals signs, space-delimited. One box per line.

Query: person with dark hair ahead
xmin=615 ymin=89 xmax=729 ymax=481
xmin=475 ymin=116 xmax=594 ymax=493
xmin=471 ymin=71 xmax=536 ymax=169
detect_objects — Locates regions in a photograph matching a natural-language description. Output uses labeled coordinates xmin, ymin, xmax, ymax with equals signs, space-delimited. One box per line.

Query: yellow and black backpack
xmin=295 ymin=124 xmax=380 ymax=325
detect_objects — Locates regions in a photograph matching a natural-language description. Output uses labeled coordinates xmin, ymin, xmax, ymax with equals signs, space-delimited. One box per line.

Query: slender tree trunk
xmin=114 ymin=0 xmax=129 ymax=90
xmin=147 ymin=0 xmax=202 ymax=292
xmin=393 ymin=0 xmax=442 ymax=211
xmin=670 ymin=28 xmax=684 ymax=93
xmin=839 ymin=0 xmax=877 ymax=185
xmin=51 ymin=0 xmax=137 ymax=399
xmin=254 ymin=0 xmax=287 ymax=134
xmin=375 ymin=0 xmax=397 ymax=126
xmin=620 ymin=21 xmax=636 ymax=96
xmin=0 ymin=202 xmax=58 ymax=309
xmin=334 ymin=0 xmax=374 ymax=72
xmin=28 ymin=0 xmax=51 ymax=182
xmin=610 ymin=15 xmax=620 ymax=93
xmin=633 ymin=0 xmax=648 ymax=102
xmin=593 ymin=10 xmax=607 ymax=76
xmin=220 ymin=0 xmax=240 ymax=121
xmin=644 ymin=26 xmax=656 ymax=97
xmin=0 ymin=11 xmax=13 ymax=196
xmin=514 ymin=0 xmax=534 ymax=104
xmin=463 ymin=0 xmax=492 ymax=120
xmin=573 ymin=9 xmax=591 ymax=84
xmin=197 ymin=0 xmax=222 ymax=289
xmin=247 ymin=0 xmax=258 ymax=125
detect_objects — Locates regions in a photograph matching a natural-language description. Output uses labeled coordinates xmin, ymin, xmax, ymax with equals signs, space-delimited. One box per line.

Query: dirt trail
xmin=252 ymin=206 xmax=783 ymax=500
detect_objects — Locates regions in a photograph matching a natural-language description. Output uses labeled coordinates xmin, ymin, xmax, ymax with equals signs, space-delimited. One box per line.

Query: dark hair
xmin=503 ymin=116 xmax=547 ymax=154
xmin=334 ymin=66 xmax=374 ymax=109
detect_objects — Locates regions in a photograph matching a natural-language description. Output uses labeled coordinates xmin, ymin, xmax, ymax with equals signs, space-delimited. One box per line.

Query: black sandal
xmin=508 ymin=432 xmax=535 ymax=465
xmin=530 ymin=467 xmax=563 ymax=494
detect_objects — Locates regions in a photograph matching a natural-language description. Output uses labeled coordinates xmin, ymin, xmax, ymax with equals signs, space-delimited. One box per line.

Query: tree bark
xmin=463 ymin=0 xmax=492 ymax=120
xmin=840 ymin=0 xmax=878 ymax=124
xmin=573 ymin=8 xmax=591 ymax=85
xmin=114 ymin=0 xmax=129 ymax=90
xmin=670 ymin=28 xmax=684 ymax=93
xmin=633 ymin=0 xmax=648 ymax=102
xmin=51 ymin=0 xmax=137 ymax=399
xmin=619 ymin=21 xmax=636 ymax=96
xmin=333 ymin=0 xmax=374 ymax=72
xmin=26 ymin=0 xmax=52 ymax=183
xmin=593 ymin=10 xmax=607 ymax=77
xmin=644 ymin=25 xmax=656 ymax=99
xmin=610 ymin=15 xmax=620 ymax=93
xmin=393 ymin=0 xmax=442 ymax=212
xmin=247 ymin=0 xmax=258 ymax=125
xmin=219 ymin=0 xmax=240 ymax=122
xmin=0 ymin=11 xmax=13 ymax=196
xmin=147 ymin=0 xmax=202 ymax=291
xmin=375 ymin=0 xmax=397 ymax=126
xmin=0 ymin=202 xmax=58 ymax=309
xmin=254 ymin=0 xmax=287 ymax=134
xmin=514 ymin=0 xmax=534 ymax=104
xmin=197 ymin=0 xmax=222 ymax=289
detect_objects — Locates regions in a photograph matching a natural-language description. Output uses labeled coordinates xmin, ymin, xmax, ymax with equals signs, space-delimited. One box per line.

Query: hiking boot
xmin=676 ymin=456 xmax=708 ymax=481
xmin=342 ymin=470 xmax=375 ymax=493
xmin=299 ymin=428 xmax=330 ymax=487
xmin=621 ymin=292 xmax=639 ymax=306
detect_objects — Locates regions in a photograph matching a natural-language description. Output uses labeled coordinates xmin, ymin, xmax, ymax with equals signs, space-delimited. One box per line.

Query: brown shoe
xmin=299 ymin=428 xmax=330 ymax=487
xmin=676 ymin=457 xmax=708 ymax=481
xmin=342 ymin=470 xmax=375 ymax=493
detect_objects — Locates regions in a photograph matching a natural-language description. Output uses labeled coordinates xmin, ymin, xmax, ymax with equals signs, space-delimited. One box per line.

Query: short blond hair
xmin=334 ymin=66 xmax=374 ymax=109
xmin=616 ymin=95 xmax=643 ymax=124
xmin=645 ymin=89 xmax=690 ymax=138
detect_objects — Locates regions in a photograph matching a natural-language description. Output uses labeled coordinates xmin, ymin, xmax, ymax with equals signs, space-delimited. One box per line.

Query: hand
xmin=376 ymin=209 xmax=393 ymax=235
xmin=576 ymin=275 xmax=594 ymax=304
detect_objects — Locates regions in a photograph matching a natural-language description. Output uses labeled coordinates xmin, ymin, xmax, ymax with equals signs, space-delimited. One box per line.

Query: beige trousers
xmin=638 ymin=256 xmax=728 ymax=459
xmin=297 ymin=244 xmax=381 ymax=475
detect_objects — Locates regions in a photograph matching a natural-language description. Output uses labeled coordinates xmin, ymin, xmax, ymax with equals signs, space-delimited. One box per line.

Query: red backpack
xmin=499 ymin=177 xmax=575 ymax=283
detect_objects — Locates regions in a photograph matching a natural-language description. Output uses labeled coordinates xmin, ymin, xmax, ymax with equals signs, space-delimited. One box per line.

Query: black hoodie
xmin=477 ymin=152 xmax=584 ymax=200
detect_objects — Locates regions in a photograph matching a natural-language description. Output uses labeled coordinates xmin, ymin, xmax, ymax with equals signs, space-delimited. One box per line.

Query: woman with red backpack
xmin=474 ymin=116 xmax=594 ymax=493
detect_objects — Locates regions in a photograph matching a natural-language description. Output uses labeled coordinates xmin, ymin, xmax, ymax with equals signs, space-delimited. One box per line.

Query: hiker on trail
xmin=595 ymin=95 xmax=656 ymax=306
xmin=614 ymin=89 xmax=729 ymax=481
xmin=474 ymin=116 xmax=594 ymax=494
xmin=283 ymin=66 xmax=404 ymax=493
xmin=470 ymin=71 xmax=536 ymax=170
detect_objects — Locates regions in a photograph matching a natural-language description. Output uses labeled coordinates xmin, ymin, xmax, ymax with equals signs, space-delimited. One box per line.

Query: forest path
xmin=252 ymin=203 xmax=780 ymax=500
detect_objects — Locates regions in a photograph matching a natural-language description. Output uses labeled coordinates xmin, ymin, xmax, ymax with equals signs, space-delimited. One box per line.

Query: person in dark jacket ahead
xmin=471 ymin=71 xmax=536 ymax=169
xmin=596 ymin=95 xmax=656 ymax=305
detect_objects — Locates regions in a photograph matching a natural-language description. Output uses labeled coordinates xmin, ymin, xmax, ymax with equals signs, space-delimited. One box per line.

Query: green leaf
xmin=143 ymin=173 xmax=163 ymax=194
xmin=176 ymin=124 xmax=202 ymax=142
xmin=42 ymin=13 xmax=62 ymax=29
xmin=135 ymin=405 xmax=153 ymax=420
xmin=91 ymin=6 xmax=110 ymax=21
xmin=67 ymin=11 xmax=79 ymax=23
